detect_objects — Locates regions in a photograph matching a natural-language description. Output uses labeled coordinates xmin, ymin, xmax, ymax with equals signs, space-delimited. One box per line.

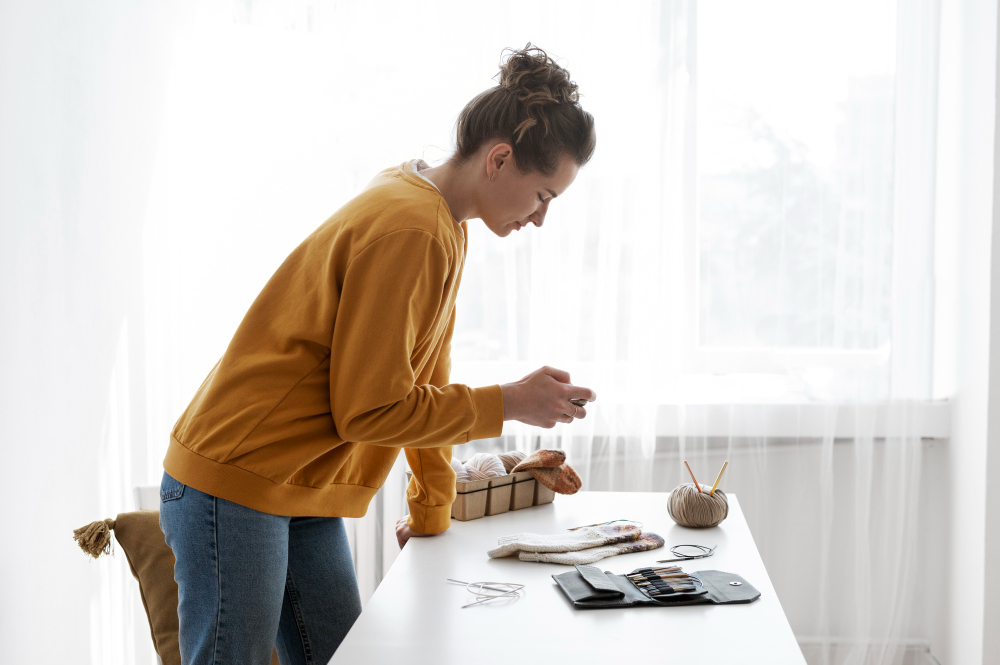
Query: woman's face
xmin=479 ymin=146 xmax=580 ymax=238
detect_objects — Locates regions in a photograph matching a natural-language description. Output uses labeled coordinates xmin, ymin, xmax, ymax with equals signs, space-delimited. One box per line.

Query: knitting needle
xmin=656 ymin=545 xmax=717 ymax=563
xmin=447 ymin=579 xmax=512 ymax=594
xmin=684 ymin=460 xmax=703 ymax=493
xmin=633 ymin=575 xmax=693 ymax=582
xmin=640 ymin=579 xmax=696 ymax=586
xmin=641 ymin=581 xmax=696 ymax=589
xmin=637 ymin=580 xmax=694 ymax=589
xmin=648 ymin=587 xmax=696 ymax=596
xmin=633 ymin=576 xmax=695 ymax=584
xmin=461 ymin=592 xmax=521 ymax=609
xmin=709 ymin=460 xmax=729 ymax=496
xmin=630 ymin=566 xmax=681 ymax=573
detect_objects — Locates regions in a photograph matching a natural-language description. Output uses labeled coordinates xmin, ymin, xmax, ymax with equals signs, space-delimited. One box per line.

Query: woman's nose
xmin=532 ymin=202 xmax=549 ymax=227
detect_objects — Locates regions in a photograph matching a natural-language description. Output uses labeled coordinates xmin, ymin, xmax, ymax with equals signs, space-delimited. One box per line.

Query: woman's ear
xmin=486 ymin=143 xmax=514 ymax=178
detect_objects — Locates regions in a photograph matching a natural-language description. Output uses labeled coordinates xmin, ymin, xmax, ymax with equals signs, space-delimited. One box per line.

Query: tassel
xmin=73 ymin=518 xmax=116 ymax=559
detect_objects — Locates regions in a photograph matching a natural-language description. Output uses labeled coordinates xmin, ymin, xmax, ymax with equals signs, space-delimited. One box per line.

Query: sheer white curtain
xmin=1 ymin=1 xmax=942 ymax=663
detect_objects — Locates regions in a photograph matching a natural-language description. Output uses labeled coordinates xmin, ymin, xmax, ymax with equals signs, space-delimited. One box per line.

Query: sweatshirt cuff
xmin=468 ymin=384 xmax=504 ymax=441
xmin=407 ymin=501 xmax=452 ymax=535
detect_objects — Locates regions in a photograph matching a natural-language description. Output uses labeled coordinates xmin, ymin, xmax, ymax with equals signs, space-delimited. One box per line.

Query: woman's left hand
xmin=395 ymin=516 xmax=432 ymax=549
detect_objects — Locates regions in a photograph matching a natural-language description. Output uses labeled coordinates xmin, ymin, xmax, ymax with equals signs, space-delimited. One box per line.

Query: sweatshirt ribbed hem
xmin=164 ymin=435 xmax=379 ymax=517
xmin=407 ymin=502 xmax=452 ymax=534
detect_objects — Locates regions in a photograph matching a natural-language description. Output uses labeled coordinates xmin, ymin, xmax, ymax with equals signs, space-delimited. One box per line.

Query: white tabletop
xmin=330 ymin=491 xmax=805 ymax=664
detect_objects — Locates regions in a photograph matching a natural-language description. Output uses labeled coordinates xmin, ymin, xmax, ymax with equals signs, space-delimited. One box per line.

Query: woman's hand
xmin=395 ymin=517 xmax=434 ymax=549
xmin=501 ymin=366 xmax=597 ymax=428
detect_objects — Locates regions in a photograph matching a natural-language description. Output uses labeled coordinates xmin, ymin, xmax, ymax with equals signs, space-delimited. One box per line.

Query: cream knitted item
xmin=518 ymin=532 xmax=665 ymax=565
xmin=487 ymin=523 xmax=642 ymax=559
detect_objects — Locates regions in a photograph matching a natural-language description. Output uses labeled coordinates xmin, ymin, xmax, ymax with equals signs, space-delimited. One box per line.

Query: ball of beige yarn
xmin=498 ymin=450 xmax=526 ymax=474
xmin=451 ymin=457 xmax=471 ymax=483
xmin=464 ymin=453 xmax=506 ymax=481
xmin=667 ymin=483 xmax=729 ymax=528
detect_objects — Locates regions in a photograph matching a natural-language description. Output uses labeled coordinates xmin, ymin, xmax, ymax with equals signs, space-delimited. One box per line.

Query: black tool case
xmin=552 ymin=564 xmax=761 ymax=609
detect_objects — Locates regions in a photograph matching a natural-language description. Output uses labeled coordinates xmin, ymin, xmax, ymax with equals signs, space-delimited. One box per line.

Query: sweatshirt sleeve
xmin=405 ymin=306 xmax=458 ymax=533
xmin=330 ymin=230 xmax=503 ymax=448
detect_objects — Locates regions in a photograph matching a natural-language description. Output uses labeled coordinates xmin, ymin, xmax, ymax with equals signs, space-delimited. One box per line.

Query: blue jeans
xmin=158 ymin=472 xmax=362 ymax=665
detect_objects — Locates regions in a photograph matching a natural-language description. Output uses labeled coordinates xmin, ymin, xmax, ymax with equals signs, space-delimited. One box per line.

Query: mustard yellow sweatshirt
xmin=163 ymin=161 xmax=504 ymax=534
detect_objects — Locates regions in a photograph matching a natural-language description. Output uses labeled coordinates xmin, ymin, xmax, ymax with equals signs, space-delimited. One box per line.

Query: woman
xmin=159 ymin=43 xmax=596 ymax=665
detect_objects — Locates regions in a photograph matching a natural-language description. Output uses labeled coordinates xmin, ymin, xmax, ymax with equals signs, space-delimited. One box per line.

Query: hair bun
xmin=453 ymin=43 xmax=595 ymax=176
xmin=498 ymin=43 xmax=579 ymax=140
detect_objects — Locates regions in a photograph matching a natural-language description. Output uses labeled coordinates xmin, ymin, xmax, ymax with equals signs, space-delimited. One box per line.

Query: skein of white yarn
xmin=464 ymin=453 xmax=507 ymax=481
xmin=451 ymin=457 xmax=471 ymax=483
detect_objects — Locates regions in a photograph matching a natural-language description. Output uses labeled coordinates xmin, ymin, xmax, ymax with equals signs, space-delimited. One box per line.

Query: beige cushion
xmin=110 ymin=510 xmax=280 ymax=665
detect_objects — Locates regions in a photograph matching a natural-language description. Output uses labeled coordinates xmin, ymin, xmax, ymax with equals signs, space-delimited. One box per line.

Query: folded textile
xmin=519 ymin=532 xmax=665 ymax=565
xmin=487 ymin=523 xmax=643 ymax=559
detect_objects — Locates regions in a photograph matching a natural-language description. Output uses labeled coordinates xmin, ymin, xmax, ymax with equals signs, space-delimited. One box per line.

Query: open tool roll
xmin=552 ymin=564 xmax=760 ymax=609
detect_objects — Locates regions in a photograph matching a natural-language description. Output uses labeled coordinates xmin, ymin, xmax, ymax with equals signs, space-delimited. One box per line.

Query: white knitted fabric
xmin=518 ymin=532 xmax=665 ymax=565
xmin=487 ymin=523 xmax=643 ymax=559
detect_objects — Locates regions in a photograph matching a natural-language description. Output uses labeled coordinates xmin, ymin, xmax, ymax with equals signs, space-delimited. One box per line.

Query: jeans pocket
xmin=160 ymin=471 xmax=186 ymax=502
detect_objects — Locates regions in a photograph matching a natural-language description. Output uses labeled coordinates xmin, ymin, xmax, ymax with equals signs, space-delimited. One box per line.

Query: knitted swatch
xmin=487 ymin=523 xmax=643 ymax=559
xmin=519 ymin=532 xmax=665 ymax=565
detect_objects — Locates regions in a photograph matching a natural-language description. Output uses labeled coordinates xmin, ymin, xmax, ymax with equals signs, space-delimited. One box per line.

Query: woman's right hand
xmin=501 ymin=366 xmax=596 ymax=428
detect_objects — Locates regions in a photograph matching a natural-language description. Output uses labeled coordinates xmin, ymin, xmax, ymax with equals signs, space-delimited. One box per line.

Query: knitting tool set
xmin=447 ymin=578 xmax=526 ymax=608
xmin=625 ymin=566 xmax=704 ymax=600
xmin=552 ymin=564 xmax=762 ymax=609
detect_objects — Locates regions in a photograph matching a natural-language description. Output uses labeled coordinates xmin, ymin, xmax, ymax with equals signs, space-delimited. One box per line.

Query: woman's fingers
xmin=541 ymin=366 xmax=571 ymax=384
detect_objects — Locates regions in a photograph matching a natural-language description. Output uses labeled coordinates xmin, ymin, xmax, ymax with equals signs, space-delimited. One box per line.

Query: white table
xmin=330 ymin=491 xmax=805 ymax=664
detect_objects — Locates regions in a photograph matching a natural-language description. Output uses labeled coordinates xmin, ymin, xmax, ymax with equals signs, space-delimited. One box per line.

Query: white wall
xmin=933 ymin=1 xmax=999 ymax=663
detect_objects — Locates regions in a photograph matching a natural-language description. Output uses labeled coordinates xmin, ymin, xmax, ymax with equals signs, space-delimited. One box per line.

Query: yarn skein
xmin=666 ymin=483 xmax=729 ymax=528
xmin=464 ymin=453 xmax=506 ymax=481
xmin=451 ymin=457 xmax=471 ymax=483
xmin=498 ymin=450 xmax=526 ymax=474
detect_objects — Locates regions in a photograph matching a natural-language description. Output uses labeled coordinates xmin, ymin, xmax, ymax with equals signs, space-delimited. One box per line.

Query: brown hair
xmin=454 ymin=43 xmax=596 ymax=176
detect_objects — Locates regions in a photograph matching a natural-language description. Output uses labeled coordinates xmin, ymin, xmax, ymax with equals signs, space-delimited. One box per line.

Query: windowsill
xmin=452 ymin=362 xmax=950 ymax=439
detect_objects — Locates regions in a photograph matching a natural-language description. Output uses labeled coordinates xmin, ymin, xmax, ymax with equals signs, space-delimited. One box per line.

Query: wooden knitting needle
xmin=709 ymin=460 xmax=729 ymax=496
xmin=634 ymin=578 xmax=695 ymax=586
xmin=684 ymin=460 xmax=703 ymax=493
xmin=631 ymin=575 xmax=691 ymax=582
